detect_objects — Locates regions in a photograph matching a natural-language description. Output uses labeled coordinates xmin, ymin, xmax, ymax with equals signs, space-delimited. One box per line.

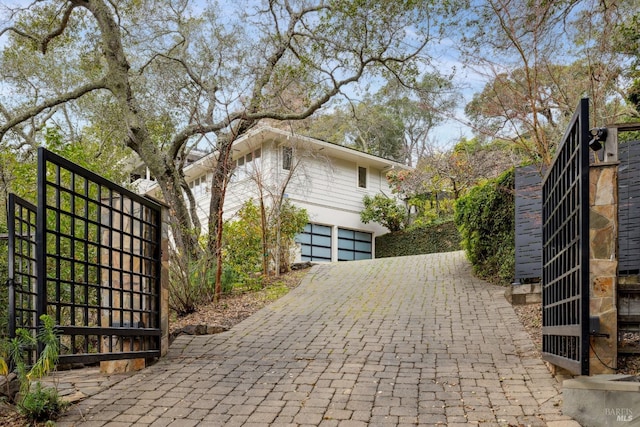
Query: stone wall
xmin=589 ymin=163 xmax=618 ymax=374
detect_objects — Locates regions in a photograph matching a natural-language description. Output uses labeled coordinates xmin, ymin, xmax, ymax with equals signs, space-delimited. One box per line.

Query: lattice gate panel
xmin=541 ymin=98 xmax=591 ymax=375
xmin=7 ymin=194 xmax=39 ymax=364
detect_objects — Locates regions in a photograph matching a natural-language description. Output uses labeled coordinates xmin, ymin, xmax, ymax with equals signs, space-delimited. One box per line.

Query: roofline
xmin=236 ymin=126 xmax=411 ymax=169
xmin=140 ymin=125 xmax=411 ymax=195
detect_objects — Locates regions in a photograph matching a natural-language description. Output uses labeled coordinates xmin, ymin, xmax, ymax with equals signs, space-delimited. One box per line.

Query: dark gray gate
xmin=541 ymin=98 xmax=591 ymax=375
xmin=514 ymin=165 xmax=543 ymax=283
xmin=616 ymin=131 xmax=640 ymax=353
xmin=8 ymin=148 xmax=163 ymax=365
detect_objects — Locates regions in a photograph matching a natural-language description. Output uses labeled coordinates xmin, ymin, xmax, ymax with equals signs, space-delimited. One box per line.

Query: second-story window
xmin=282 ymin=146 xmax=293 ymax=170
xmin=358 ymin=166 xmax=367 ymax=189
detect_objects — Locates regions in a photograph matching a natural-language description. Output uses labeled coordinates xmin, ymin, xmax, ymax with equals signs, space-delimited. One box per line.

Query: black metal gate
xmin=541 ymin=98 xmax=591 ymax=375
xmin=7 ymin=148 xmax=163 ymax=365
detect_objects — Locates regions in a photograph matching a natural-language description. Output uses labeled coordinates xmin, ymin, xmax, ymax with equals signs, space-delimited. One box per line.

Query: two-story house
xmin=137 ymin=126 xmax=409 ymax=262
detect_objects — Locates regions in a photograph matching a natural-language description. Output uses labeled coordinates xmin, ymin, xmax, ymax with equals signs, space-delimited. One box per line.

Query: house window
xmin=188 ymin=174 xmax=209 ymax=197
xmin=232 ymin=148 xmax=261 ymax=181
xmin=282 ymin=147 xmax=293 ymax=171
xmin=358 ymin=166 xmax=367 ymax=189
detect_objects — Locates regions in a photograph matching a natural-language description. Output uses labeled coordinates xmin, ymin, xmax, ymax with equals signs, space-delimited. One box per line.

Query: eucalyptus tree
xmin=0 ymin=0 xmax=449 ymax=284
xmin=377 ymin=74 xmax=457 ymax=166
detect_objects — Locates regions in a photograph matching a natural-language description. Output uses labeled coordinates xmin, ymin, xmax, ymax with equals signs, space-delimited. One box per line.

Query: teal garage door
xmin=338 ymin=228 xmax=372 ymax=261
xmin=297 ymin=223 xmax=332 ymax=262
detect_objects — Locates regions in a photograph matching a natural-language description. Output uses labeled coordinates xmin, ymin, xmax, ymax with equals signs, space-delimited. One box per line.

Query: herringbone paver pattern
xmin=57 ymin=252 xmax=575 ymax=426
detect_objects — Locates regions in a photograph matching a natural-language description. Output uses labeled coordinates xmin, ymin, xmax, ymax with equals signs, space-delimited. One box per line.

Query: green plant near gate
xmin=0 ymin=314 xmax=67 ymax=422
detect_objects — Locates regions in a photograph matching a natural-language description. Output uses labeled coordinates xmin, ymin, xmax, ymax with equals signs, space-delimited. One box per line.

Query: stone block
xmin=100 ymin=358 xmax=145 ymax=374
xmin=505 ymin=283 xmax=542 ymax=305
xmin=563 ymin=375 xmax=640 ymax=426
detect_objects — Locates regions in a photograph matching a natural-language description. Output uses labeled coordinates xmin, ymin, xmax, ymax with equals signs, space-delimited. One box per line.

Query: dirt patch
xmin=169 ymin=268 xmax=309 ymax=338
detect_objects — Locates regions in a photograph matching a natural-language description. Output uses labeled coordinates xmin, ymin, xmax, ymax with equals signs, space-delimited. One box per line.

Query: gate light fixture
xmin=588 ymin=127 xmax=608 ymax=152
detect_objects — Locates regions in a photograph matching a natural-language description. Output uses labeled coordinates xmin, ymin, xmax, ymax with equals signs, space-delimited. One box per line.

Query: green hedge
xmin=454 ymin=168 xmax=515 ymax=286
xmin=375 ymin=220 xmax=461 ymax=258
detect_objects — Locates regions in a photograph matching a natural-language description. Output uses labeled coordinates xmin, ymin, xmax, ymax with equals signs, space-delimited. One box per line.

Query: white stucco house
xmin=135 ymin=126 xmax=409 ymax=262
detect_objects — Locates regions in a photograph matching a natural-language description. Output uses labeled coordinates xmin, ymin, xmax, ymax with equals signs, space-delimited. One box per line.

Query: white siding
xmin=171 ymin=128 xmax=407 ymax=261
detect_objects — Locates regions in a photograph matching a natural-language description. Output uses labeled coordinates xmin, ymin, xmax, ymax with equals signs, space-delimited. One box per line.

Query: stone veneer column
xmin=589 ymin=163 xmax=618 ymax=374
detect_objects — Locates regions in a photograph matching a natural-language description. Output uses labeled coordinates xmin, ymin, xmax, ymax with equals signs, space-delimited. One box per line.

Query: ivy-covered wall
xmin=375 ymin=221 xmax=461 ymax=258
xmin=454 ymin=168 xmax=515 ymax=286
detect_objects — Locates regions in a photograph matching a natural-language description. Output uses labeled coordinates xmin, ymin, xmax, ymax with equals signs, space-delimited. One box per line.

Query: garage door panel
xmin=337 ymin=227 xmax=372 ymax=261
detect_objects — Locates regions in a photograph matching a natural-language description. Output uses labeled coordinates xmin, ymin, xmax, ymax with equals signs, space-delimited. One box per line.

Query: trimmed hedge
xmin=375 ymin=220 xmax=462 ymax=258
xmin=454 ymin=168 xmax=515 ymax=286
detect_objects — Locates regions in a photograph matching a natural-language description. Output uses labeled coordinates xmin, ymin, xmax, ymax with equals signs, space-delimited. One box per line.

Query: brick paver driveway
xmin=58 ymin=251 xmax=574 ymax=426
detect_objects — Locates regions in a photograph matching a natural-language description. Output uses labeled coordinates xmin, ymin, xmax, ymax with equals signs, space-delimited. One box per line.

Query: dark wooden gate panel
xmin=541 ymin=98 xmax=590 ymax=375
xmin=617 ymin=138 xmax=640 ymax=352
xmin=618 ymin=140 xmax=640 ymax=274
xmin=515 ymin=165 xmax=543 ymax=283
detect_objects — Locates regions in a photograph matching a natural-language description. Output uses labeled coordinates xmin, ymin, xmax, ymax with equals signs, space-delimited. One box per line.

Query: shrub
xmin=168 ymin=251 xmax=217 ymax=316
xmin=20 ymin=382 xmax=66 ymax=422
xmin=224 ymin=200 xmax=263 ymax=278
xmin=360 ymin=194 xmax=406 ymax=232
xmin=454 ymin=169 xmax=515 ymax=285
xmin=224 ymin=199 xmax=308 ymax=277
xmin=271 ymin=200 xmax=308 ymax=273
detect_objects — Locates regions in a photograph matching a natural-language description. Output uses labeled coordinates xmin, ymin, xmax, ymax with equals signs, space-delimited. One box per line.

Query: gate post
xmin=588 ymin=131 xmax=618 ymax=374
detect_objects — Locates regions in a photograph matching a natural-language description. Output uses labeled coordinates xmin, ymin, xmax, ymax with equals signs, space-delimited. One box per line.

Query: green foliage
xmin=272 ymin=200 xmax=309 ymax=273
xmin=1 ymin=315 xmax=67 ymax=422
xmin=223 ymin=198 xmax=309 ymax=278
xmin=614 ymin=12 xmax=640 ymax=112
xmin=454 ymin=169 xmax=515 ymax=286
xmin=360 ymin=194 xmax=406 ymax=232
xmin=224 ymin=200 xmax=263 ymax=278
xmin=375 ymin=220 xmax=461 ymax=258
xmin=168 ymin=251 xmax=217 ymax=316
xmin=19 ymin=382 xmax=66 ymax=422
xmin=28 ymin=315 xmax=60 ymax=381
xmin=44 ymin=126 xmax=130 ymax=184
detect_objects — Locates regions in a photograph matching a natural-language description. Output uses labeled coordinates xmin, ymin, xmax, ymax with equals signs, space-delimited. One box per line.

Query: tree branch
xmin=0 ymin=26 xmax=39 ymax=44
xmin=0 ymin=79 xmax=108 ymax=141
xmin=41 ymin=3 xmax=78 ymax=53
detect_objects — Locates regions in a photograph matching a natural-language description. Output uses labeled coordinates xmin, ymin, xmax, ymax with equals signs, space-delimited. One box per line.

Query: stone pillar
xmin=589 ymin=163 xmax=618 ymax=374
